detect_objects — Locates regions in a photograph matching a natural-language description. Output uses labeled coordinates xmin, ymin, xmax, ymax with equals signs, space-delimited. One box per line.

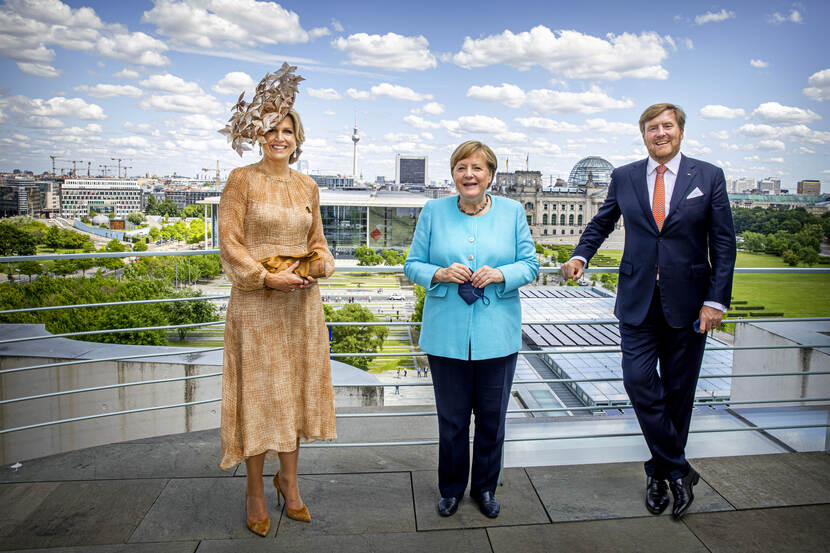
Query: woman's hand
xmin=432 ymin=263 xmax=472 ymax=284
xmin=264 ymin=261 xmax=316 ymax=292
xmin=471 ymin=265 xmax=504 ymax=288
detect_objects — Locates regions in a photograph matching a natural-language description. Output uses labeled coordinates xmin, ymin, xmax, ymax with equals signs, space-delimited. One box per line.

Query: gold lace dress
xmin=218 ymin=164 xmax=336 ymax=470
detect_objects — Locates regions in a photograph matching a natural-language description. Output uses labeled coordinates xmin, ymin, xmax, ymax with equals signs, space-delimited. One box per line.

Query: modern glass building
xmin=395 ymin=155 xmax=428 ymax=186
xmin=201 ymin=189 xmax=428 ymax=255
xmin=567 ymin=156 xmax=614 ymax=188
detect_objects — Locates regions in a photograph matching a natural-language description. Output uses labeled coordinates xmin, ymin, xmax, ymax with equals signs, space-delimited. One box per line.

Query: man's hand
xmin=698 ymin=305 xmax=723 ymax=333
xmin=560 ymin=258 xmax=584 ymax=282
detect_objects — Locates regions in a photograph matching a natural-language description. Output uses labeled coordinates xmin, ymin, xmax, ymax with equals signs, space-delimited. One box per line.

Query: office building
xmin=758 ymin=177 xmax=782 ymax=195
xmin=60 ymin=178 xmax=141 ymax=218
xmin=0 ymin=175 xmax=45 ymax=217
xmin=395 ymin=155 xmax=428 ymax=187
xmin=797 ymin=179 xmax=821 ymax=195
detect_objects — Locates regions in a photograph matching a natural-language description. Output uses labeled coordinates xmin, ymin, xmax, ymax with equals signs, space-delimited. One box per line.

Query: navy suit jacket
xmin=573 ymin=154 xmax=736 ymax=328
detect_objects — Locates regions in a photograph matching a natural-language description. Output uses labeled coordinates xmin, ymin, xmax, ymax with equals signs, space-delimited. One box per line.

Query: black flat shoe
xmin=645 ymin=476 xmax=670 ymax=515
xmin=437 ymin=496 xmax=461 ymax=517
xmin=670 ymin=467 xmax=700 ymax=519
xmin=472 ymin=490 xmax=500 ymax=518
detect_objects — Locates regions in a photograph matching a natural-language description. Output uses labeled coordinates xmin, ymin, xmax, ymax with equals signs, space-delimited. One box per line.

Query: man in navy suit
xmin=561 ymin=103 xmax=736 ymax=519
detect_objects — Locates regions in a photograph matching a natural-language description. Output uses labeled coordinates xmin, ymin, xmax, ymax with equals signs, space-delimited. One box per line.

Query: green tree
xmin=50 ymin=258 xmax=77 ymax=277
xmin=782 ymin=249 xmax=799 ymax=267
xmin=144 ymin=195 xmax=158 ymax=214
xmin=163 ymin=289 xmax=219 ymax=340
xmin=148 ymin=227 xmax=161 ymax=241
xmin=324 ymin=303 xmax=388 ymax=370
xmin=181 ymin=204 xmax=204 ymax=218
xmin=43 ymin=225 xmax=62 ymax=249
xmin=133 ymin=239 xmax=148 ymax=252
xmin=741 ymin=231 xmax=766 ymax=253
xmin=798 ymin=246 xmax=819 ymax=266
xmin=105 ymin=239 xmax=127 ymax=252
xmin=411 ymin=285 xmax=425 ymax=323
xmin=17 ymin=261 xmax=42 ymax=282
xmin=127 ymin=211 xmax=146 ymax=225
xmin=380 ymin=249 xmax=403 ymax=266
xmin=0 ymin=222 xmax=38 ymax=255
xmin=556 ymin=246 xmax=574 ymax=263
xmin=354 ymin=245 xmax=383 ymax=266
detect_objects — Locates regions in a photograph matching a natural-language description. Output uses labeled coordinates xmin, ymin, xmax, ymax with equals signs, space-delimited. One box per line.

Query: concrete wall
xmin=0 ymin=355 xmax=383 ymax=465
xmin=732 ymin=323 xmax=830 ymax=407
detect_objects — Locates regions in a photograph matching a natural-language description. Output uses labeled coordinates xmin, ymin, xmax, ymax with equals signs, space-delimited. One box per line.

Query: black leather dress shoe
xmin=645 ymin=476 xmax=670 ymax=515
xmin=472 ymin=490 xmax=500 ymax=518
xmin=669 ymin=467 xmax=700 ymax=519
xmin=437 ymin=496 xmax=461 ymax=517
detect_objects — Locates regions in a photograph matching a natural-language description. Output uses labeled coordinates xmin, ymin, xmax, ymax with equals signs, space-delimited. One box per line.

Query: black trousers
xmin=427 ymin=352 xmax=517 ymax=498
xmin=619 ymin=284 xmax=707 ymax=481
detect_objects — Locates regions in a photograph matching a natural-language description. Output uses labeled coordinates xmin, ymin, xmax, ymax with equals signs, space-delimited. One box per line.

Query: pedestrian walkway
xmin=2 ymin=414 xmax=828 ymax=552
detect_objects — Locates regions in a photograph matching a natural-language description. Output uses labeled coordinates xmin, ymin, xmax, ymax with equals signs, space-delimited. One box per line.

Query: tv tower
xmin=351 ymin=108 xmax=360 ymax=182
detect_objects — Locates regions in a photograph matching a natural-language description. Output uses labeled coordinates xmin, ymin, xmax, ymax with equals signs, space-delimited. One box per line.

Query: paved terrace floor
xmin=2 ymin=408 xmax=829 ymax=553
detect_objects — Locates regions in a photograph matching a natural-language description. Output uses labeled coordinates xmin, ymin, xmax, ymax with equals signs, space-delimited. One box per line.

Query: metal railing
xmin=1 ymin=251 xmax=829 ymax=453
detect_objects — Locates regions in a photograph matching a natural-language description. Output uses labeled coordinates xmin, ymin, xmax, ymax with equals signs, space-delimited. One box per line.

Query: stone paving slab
xmin=196 ymin=529 xmax=491 ymax=553
xmin=526 ymin=461 xmax=733 ymax=522
xmin=4 ymin=544 xmax=199 ymax=553
xmin=271 ymin=472 xmax=416 ymax=538
xmin=684 ymin=504 xmax=830 ymax=553
xmin=487 ymin=516 xmax=709 ymax=553
xmin=693 ymin=451 xmax=830 ymax=508
xmin=412 ymin=468 xmax=549 ymax=531
xmin=129 ymin=477 xmax=274 ymax=542
xmin=233 ymin=444 xmax=438 ymax=476
xmin=0 ymin=479 xmax=167 ymax=551
xmin=0 ymin=482 xmax=60 ymax=539
xmin=1 ymin=440 xmax=226 ymax=483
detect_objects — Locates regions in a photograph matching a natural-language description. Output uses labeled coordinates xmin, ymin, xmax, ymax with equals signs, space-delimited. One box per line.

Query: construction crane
xmin=121 ymin=166 xmax=132 ymax=178
xmin=69 ymin=160 xmax=84 ymax=177
xmin=110 ymin=157 xmax=132 ymax=177
xmin=201 ymin=160 xmax=232 ymax=188
xmin=87 ymin=161 xmax=92 ymax=177
xmin=49 ymin=155 xmax=63 ymax=175
xmin=99 ymin=164 xmax=115 ymax=177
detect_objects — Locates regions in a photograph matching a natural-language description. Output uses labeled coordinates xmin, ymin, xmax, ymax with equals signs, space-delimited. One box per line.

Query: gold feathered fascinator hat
xmin=218 ymin=62 xmax=305 ymax=157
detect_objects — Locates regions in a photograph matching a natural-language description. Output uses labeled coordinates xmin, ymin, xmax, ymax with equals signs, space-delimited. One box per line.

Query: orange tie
xmin=653 ymin=165 xmax=667 ymax=231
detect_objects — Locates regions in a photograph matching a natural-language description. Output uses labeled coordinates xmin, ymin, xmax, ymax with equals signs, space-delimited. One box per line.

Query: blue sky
xmin=1 ymin=0 xmax=828 ymax=191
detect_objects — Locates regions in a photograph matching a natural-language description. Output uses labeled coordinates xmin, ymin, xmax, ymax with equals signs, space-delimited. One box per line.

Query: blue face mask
xmin=457 ymin=280 xmax=490 ymax=306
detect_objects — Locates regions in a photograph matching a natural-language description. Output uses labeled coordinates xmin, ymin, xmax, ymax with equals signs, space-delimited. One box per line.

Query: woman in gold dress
xmin=218 ymin=64 xmax=336 ymax=537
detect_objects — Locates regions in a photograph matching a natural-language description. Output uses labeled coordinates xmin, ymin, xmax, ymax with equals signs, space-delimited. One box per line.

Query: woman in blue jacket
xmin=404 ymin=140 xmax=539 ymax=518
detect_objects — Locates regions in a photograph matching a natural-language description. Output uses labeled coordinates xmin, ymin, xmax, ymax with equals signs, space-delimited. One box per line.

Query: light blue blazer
xmin=404 ymin=195 xmax=539 ymax=361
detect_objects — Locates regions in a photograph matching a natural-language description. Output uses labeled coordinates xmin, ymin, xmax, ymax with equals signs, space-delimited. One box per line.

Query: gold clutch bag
xmin=259 ymin=251 xmax=324 ymax=279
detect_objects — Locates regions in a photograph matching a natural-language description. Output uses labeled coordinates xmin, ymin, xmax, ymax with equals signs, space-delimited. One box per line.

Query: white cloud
xmin=124 ymin=122 xmax=161 ymax=137
xmin=331 ymin=19 xmax=344 ymax=32
xmin=758 ymin=139 xmax=786 ymax=151
xmin=110 ymin=136 xmax=151 ymax=148
xmin=139 ymin=94 xmax=223 ymax=114
xmin=308 ymin=88 xmax=342 ymax=100
xmin=96 ymin=32 xmax=170 ymax=66
xmin=684 ymin=139 xmax=712 ymax=155
xmin=332 ymin=32 xmax=437 ymax=71
xmin=767 ymin=9 xmax=803 ymax=24
xmin=738 ymin=123 xmax=830 ymax=144
xmin=750 ymin=59 xmax=768 ymax=68
xmin=142 ymin=0 xmax=310 ymax=48
xmin=114 ymin=68 xmax=141 ymax=79
xmin=441 ymin=115 xmax=508 ymax=134
xmin=403 ymin=115 xmax=441 ymax=130
xmin=695 ymin=9 xmax=736 ymax=25
xmin=418 ymin=102 xmax=444 ymax=115
xmin=683 ymin=38 xmax=694 ymax=50
xmin=309 ymin=27 xmax=330 ymax=39
xmin=466 ymin=84 xmax=526 ymax=109
xmin=171 ymin=114 xmax=225 ymax=131
xmin=345 ymin=88 xmax=371 ymax=100
xmin=751 ymin=101 xmax=821 ymax=124
xmin=709 ymin=130 xmax=730 ymax=140
xmin=700 ymin=105 xmax=746 ymax=119
xmin=16 ymin=96 xmax=107 ymax=120
xmin=526 ymin=85 xmax=633 ymax=114
xmin=584 ymin=118 xmax=640 ymax=135
xmin=16 ymin=62 xmax=61 ymax=78
xmin=451 ymin=26 xmax=670 ymax=80
xmin=212 ymin=72 xmax=255 ymax=95
xmin=803 ymin=68 xmax=830 ymax=102
xmin=347 ymin=83 xmax=433 ymax=102
xmin=323 ymin=109 xmax=336 ymax=116
xmin=515 ymin=117 xmax=581 ymax=132
xmin=140 ymin=73 xmax=203 ymax=95
xmin=75 ymin=84 xmax=143 ymax=98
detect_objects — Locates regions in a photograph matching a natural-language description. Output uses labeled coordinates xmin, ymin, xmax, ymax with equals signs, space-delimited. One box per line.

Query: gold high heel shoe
xmin=274 ymin=471 xmax=311 ymax=522
xmin=245 ymin=491 xmax=271 ymax=537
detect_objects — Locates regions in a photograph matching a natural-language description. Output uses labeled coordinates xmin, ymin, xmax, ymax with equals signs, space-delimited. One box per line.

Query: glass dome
xmin=567 ymin=156 xmax=614 ymax=188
